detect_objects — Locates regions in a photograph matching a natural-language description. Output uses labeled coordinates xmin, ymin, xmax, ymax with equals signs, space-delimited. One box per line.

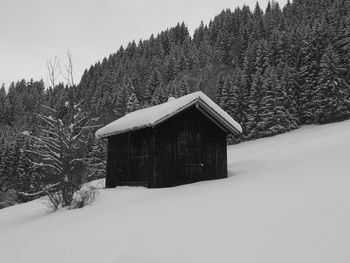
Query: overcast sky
xmin=0 ymin=0 xmax=287 ymax=88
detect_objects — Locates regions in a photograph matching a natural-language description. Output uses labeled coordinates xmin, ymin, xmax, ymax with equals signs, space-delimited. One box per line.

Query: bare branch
xmin=40 ymin=104 xmax=57 ymax=113
xmin=60 ymin=50 xmax=75 ymax=87
xmin=18 ymin=182 xmax=61 ymax=197
xmin=46 ymin=56 xmax=61 ymax=88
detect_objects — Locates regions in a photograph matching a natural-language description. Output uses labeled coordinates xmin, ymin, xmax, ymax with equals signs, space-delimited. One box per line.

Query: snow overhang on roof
xmin=95 ymin=91 xmax=242 ymax=139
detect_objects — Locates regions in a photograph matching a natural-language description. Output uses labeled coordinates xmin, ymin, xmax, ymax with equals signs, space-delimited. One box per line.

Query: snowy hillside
xmin=1 ymin=120 xmax=350 ymax=263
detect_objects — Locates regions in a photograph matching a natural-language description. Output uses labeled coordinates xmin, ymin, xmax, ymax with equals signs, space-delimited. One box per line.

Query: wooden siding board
xmin=105 ymin=138 xmax=113 ymax=188
xmin=154 ymin=106 xmax=227 ymax=187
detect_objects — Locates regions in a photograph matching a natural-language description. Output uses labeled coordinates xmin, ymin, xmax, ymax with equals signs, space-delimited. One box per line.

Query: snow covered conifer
xmin=336 ymin=22 xmax=350 ymax=81
xmin=145 ymin=68 xmax=163 ymax=102
xmin=126 ymin=92 xmax=140 ymax=113
xmin=273 ymin=67 xmax=298 ymax=133
xmin=314 ymin=45 xmax=350 ymax=123
xmin=86 ymin=139 xmax=106 ymax=181
xmin=246 ymin=73 xmax=264 ymax=138
xmin=280 ymin=63 xmax=300 ymax=126
xmin=256 ymin=67 xmax=276 ymax=137
xmin=165 ymin=56 xmax=178 ymax=82
xmin=113 ymin=76 xmax=134 ymax=117
xmin=254 ymin=40 xmax=271 ymax=75
xmin=217 ymin=75 xmax=231 ymax=112
xmin=166 ymin=80 xmax=179 ymax=98
xmin=299 ymin=22 xmax=327 ymax=123
xmin=151 ymin=84 xmax=168 ymax=105
xmin=0 ymin=84 xmax=6 ymax=121
xmin=215 ymin=73 xmax=225 ymax=105
xmin=228 ymin=71 xmax=246 ymax=143
xmin=177 ymin=75 xmax=191 ymax=97
xmin=0 ymin=147 xmax=9 ymax=192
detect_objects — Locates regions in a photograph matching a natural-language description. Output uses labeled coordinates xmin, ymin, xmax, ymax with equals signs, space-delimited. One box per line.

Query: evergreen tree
xmin=0 ymin=84 xmax=6 ymax=122
xmin=86 ymin=139 xmax=106 ymax=181
xmin=250 ymin=2 xmax=266 ymax=41
xmin=145 ymin=68 xmax=163 ymax=102
xmin=254 ymin=40 xmax=271 ymax=75
xmin=151 ymin=84 xmax=167 ymax=105
xmin=273 ymin=67 xmax=298 ymax=133
xmin=0 ymin=148 xmax=8 ymax=191
xmin=299 ymin=22 xmax=328 ymax=123
xmin=177 ymin=76 xmax=191 ymax=97
xmin=228 ymin=71 xmax=245 ymax=143
xmin=246 ymin=73 xmax=264 ymax=138
xmin=215 ymin=73 xmax=226 ymax=104
xmin=113 ymin=76 xmax=134 ymax=117
xmin=280 ymin=63 xmax=300 ymax=125
xmin=0 ymin=147 xmax=10 ymax=192
xmin=243 ymin=42 xmax=258 ymax=84
xmin=314 ymin=45 xmax=350 ymax=123
xmin=256 ymin=67 xmax=277 ymax=137
xmin=165 ymin=56 xmax=178 ymax=82
xmin=126 ymin=92 xmax=140 ymax=113
xmin=166 ymin=80 xmax=179 ymax=98
xmin=216 ymin=75 xmax=231 ymax=111
xmin=336 ymin=21 xmax=350 ymax=81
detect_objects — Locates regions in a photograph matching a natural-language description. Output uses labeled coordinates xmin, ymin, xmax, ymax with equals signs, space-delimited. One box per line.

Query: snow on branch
xmin=22 ymin=99 xmax=103 ymax=209
xmin=18 ymin=182 xmax=61 ymax=197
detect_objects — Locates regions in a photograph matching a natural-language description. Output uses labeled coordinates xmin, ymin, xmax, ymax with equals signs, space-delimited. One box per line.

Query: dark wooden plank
xmin=154 ymin=105 xmax=228 ymax=187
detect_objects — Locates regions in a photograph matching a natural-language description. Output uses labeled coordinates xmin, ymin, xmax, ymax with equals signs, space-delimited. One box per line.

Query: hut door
xmin=121 ymin=131 xmax=150 ymax=186
xmin=107 ymin=134 xmax=128 ymax=188
xmin=182 ymin=130 xmax=204 ymax=183
xmin=128 ymin=155 xmax=149 ymax=186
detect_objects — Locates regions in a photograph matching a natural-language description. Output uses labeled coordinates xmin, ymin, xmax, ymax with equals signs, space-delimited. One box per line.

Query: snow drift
xmin=1 ymin=120 xmax=350 ymax=263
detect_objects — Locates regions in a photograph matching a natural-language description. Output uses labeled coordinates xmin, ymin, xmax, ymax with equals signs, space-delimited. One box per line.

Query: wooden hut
xmin=96 ymin=91 xmax=242 ymax=188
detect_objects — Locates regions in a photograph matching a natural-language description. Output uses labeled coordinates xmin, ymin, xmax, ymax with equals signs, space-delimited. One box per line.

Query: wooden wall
xmin=106 ymin=128 xmax=153 ymax=188
xmin=153 ymin=106 xmax=227 ymax=187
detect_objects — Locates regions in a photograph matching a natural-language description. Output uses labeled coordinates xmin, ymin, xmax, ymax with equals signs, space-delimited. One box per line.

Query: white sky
xmin=0 ymin=0 xmax=287 ymax=88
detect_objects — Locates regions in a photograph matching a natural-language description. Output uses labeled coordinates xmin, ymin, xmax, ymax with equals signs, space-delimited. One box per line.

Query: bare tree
xmin=60 ymin=50 xmax=75 ymax=87
xmin=46 ymin=51 xmax=75 ymax=88
xmin=46 ymin=56 xmax=60 ymax=88
xmin=21 ymin=52 xmax=100 ymax=209
xmin=22 ymin=102 xmax=100 ymax=209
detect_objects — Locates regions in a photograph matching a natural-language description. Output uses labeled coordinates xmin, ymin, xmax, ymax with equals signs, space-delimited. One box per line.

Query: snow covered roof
xmin=95 ymin=91 xmax=242 ymax=138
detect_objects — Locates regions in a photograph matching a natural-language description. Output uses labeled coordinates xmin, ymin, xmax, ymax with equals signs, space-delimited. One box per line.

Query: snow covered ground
xmin=1 ymin=120 xmax=350 ymax=263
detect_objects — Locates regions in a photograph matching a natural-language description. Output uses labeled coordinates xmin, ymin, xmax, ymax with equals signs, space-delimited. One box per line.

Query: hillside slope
xmin=1 ymin=120 xmax=350 ymax=263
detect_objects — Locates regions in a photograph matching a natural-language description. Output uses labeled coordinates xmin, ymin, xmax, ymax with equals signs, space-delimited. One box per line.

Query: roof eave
xmin=151 ymin=99 xmax=198 ymax=128
xmin=96 ymin=123 xmax=153 ymax=138
xmin=152 ymin=97 xmax=241 ymax=134
xmin=195 ymin=98 xmax=241 ymax=134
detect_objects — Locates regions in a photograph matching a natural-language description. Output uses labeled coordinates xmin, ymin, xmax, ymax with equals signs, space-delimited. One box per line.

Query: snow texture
xmin=95 ymin=91 xmax=242 ymax=138
xmin=21 ymin=131 xmax=30 ymax=136
xmin=1 ymin=120 xmax=350 ymax=262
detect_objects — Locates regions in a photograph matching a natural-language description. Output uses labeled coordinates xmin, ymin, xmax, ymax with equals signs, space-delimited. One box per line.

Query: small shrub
xmin=70 ymin=185 xmax=99 ymax=209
